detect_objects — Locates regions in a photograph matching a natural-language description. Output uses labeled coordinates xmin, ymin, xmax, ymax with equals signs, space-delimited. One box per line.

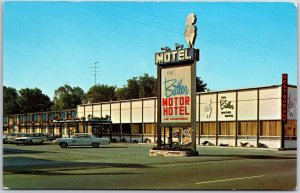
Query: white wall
xmin=288 ymin=87 xmax=297 ymax=120
xmin=111 ymin=103 xmax=120 ymax=124
xmin=259 ymin=87 xmax=281 ymax=120
xmin=102 ymin=104 xmax=110 ymax=118
xmin=200 ymin=93 xmax=217 ymax=121
xmin=77 ymin=106 xmax=84 ymax=118
xmin=93 ymin=104 xmax=101 ymax=118
xmin=132 ymin=101 xmax=142 ymax=123
xmin=218 ymin=92 xmax=236 ymax=121
xmin=143 ymin=99 xmax=155 ymax=123
xmin=85 ymin=106 xmax=93 ymax=117
xmin=121 ymin=102 xmax=131 ymax=123
xmin=196 ymin=95 xmax=200 ymax=122
xmin=238 ymin=90 xmax=258 ymax=121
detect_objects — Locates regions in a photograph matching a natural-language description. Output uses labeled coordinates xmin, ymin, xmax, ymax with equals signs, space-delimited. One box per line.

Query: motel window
xmin=33 ymin=114 xmax=38 ymax=122
xmin=238 ymin=121 xmax=257 ymax=136
xmin=4 ymin=117 xmax=8 ymax=124
xmin=61 ymin=112 xmax=66 ymax=118
xmin=42 ymin=113 xmax=47 ymax=121
xmin=71 ymin=111 xmax=77 ymax=118
xmin=219 ymin=122 xmax=235 ymax=136
xmin=122 ymin=124 xmax=131 ymax=134
xmin=285 ymin=120 xmax=297 ymax=137
xmin=201 ymin=122 xmax=216 ymax=135
xmin=144 ymin=124 xmax=155 ymax=134
xmin=111 ymin=124 xmax=120 ymax=134
xmin=27 ymin=115 xmax=31 ymax=122
xmin=260 ymin=121 xmax=281 ymax=136
xmin=19 ymin=115 xmax=23 ymax=124
xmin=131 ymin=124 xmax=142 ymax=135
xmin=50 ymin=113 xmax=56 ymax=120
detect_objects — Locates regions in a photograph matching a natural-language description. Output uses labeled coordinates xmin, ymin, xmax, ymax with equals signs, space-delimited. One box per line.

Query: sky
xmin=3 ymin=1 xmax=298 ymax=99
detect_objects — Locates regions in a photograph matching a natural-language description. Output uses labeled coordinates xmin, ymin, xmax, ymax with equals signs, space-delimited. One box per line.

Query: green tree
xmin=52 ymin=85 xmax=85 ymax=110
xmin=115 ymin=73 xmax=157 ymax=100
xmin=115 ymin=87 xmax=129 ymax=101
xmin=17 ymin=88 xmax=53 ymax=113
xmin=196 ymin=77 xmax=208 ymax=92
xmin=138 ymin=73 xmax=157 ymax=98
xmin=126 ymin=77 xmax=140 ymax=99
xmin=86 ymin=84 xmax=116 ymax=103
xmin=3 ymin=86 xmax=20 ymax=114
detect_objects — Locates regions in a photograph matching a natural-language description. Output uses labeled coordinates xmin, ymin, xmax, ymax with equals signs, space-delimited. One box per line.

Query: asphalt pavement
xmin=2 ymin=142 xmax=297 ymax=190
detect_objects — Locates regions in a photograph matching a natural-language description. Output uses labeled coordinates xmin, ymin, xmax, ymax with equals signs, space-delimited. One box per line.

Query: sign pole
xmin=191 ymin=61 xmax=197 ymax=152
xmin=157 ymin=65 xmax=162 ymax=149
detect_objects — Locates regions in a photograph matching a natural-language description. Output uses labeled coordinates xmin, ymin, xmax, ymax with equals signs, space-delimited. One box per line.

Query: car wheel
xmin=92 ymin=142 xmax=99 ymax=148
xmin=40 ymin=140 xmax=44 ymax=144
xmin=28 ymin=140 xmax=33 ymax=145
xmin=59 ymin=142 xmax=68 ymax=148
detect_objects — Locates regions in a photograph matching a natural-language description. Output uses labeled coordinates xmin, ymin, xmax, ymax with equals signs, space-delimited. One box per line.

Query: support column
xmin=163 ymin=127 xmax=166 ymax=145
xmin=198 ymin=94 xmax=201 ymax=145
xmin=256 ymin=88 xmax=260 ymax=148
xmin=154 ymin=99 xmax=157 ymax=143
xmin=216 ymin=93 xmax=219 ymax=146
xmin=169 ymin=127 xmax=173 ymax=145
xmin=235 ymin=91 xmax=238 ymax=147
xmin=130 ymin=101 xmax=132 ymax=142
xmin=119 ymin=102 xmax=122 ymax=141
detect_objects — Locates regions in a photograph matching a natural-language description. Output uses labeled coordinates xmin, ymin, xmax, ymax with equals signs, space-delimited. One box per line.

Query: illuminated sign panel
xmin=282 ymin=74 xmax=288 ymax=124
xmin=155 ymin=48 xmax=199 ymax=65
xmin=161 ymin=65 xmax=192 ymax=123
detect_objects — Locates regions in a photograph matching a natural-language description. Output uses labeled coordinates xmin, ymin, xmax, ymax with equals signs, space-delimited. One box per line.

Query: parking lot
xmin=3 ymin=142 xmax=297 ymax=190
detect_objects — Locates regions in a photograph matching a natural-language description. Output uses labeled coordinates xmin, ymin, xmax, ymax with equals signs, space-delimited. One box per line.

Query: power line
xmin=12 ymin=3 xmax=296 ymax=66
xmin=226 ymin=3 xmax=296 ymax=25
xmin=67 ymin=2 xmax=295 ymax=62
xmin=107 ymin=2 xmax=296 ymax=57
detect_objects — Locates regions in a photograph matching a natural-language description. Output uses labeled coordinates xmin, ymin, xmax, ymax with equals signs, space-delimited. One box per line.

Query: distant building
xmin=3 ymin=84 xmax=297 ymax=149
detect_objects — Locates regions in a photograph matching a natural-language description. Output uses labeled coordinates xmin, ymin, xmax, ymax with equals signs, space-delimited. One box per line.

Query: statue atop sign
xmin=184 ymin=13 xmax=197 ymax=48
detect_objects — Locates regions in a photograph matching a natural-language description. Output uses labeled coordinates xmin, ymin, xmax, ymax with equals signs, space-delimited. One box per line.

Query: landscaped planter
xmin=149 ymin=150 xmax=198 ymax=157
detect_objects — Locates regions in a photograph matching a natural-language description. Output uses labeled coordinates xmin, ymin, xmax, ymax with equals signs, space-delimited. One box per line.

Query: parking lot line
xmin=195 ymin=175 xmax=264 ymax=185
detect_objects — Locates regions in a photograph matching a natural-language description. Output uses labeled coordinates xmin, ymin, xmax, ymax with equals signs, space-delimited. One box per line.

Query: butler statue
xmin=184 ymin=13 xmax=197 ymax=48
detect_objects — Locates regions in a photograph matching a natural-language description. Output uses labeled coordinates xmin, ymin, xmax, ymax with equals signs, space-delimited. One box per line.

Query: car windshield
xmin=17 ymin=133 xmax=30 ymax=137
xmin=74 ymin=134 xmax=91 ymax=138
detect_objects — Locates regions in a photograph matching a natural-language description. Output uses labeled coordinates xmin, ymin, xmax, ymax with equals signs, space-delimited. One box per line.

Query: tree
xmin=3 ymin=86 xmax=20 ymax=114
xmin=17 ymin=88 xmax=53 ymax=113
xmin=138 ymin=73 xmax=157 ymax=98
xmin=86 ymin=84 xmax=116 ymax=103
xmin=115 ymin=73 xmax=157 ymax=100
xmin=196 ymin=77 xmax=208 ymax=92
xmin=52 ymin=85 xmax=86 ymax=110
xmin=115 ymin=87 xmax=129 ymax=101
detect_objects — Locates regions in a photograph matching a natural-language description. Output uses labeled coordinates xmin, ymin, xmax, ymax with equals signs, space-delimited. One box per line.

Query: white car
xmin=56 ymin=133 xmax=110 ymax=148
xmin=14 ymin=133 xmax=46 ymax=145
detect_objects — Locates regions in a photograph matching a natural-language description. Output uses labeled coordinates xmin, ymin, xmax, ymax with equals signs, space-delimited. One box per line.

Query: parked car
xmin=3 ymin=133 xmax=8 ymax=144
xmin=32 ymin=133 xmax=48 ymax=141
xmin=14 ymin=133 xmax=46 ymax=145
xmin=47 ymin=133 xmax=62 ymax=141
xmin=56 ymin=133 xmax=110 ymax=148
xmin=3 ymin=133 xmax=23 ymax=144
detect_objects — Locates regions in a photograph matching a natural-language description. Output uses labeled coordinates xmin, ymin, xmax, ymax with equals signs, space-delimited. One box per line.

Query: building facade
xmin=3 ymin=84 xmax=297 ymax=149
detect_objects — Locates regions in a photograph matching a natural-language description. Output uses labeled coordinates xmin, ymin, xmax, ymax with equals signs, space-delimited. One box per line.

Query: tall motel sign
xmin=154 ymin=13 xmax=199 ymax=153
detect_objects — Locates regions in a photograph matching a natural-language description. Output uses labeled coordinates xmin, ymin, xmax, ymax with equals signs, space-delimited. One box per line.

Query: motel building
xmin=3 ymin=83 xmax=297 ymax=149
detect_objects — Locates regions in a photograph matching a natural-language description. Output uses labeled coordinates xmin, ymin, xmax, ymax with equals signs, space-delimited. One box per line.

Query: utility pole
xmin=89 ymin=62 xmax=100 ymax=86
